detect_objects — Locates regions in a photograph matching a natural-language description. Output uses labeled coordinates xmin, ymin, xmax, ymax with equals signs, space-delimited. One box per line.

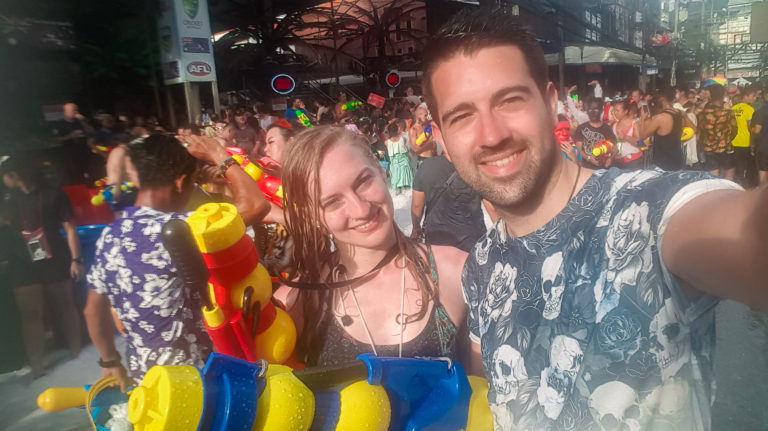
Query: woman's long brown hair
xmin=281 ymin=126 xmax=437 ymax=365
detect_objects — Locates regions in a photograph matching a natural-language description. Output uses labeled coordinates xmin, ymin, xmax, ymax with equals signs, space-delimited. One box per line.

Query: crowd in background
xmin=2 ymin=76 xmax=767 ymax=379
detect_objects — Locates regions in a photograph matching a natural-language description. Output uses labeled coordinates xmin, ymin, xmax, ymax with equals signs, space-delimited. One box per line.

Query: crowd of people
xmin=1 ymin=8 xmax=767 ymax=431
xmin=557 ymin=77 xmax=768 ymax=188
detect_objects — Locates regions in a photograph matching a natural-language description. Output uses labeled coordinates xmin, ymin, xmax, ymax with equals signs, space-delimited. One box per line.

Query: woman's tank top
xmin=309 ymin=248 xmax=458 ymax=367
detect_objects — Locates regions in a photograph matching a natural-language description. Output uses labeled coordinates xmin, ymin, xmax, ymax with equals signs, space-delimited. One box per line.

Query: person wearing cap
xmin=697 ymin=84 xmax=738 ymax=180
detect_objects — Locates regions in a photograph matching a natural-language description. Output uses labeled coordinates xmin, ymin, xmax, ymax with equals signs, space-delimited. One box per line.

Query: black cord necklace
xmin=278 ymin=243 xmax=400 ymax=291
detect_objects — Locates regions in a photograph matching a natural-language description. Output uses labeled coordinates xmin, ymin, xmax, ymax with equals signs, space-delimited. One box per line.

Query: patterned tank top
xmin=309 ymin=247 xmax=458 ymax=367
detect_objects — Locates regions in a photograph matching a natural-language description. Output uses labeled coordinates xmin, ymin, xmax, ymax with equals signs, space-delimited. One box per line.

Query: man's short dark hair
xmin=708 ymin=84 xmax=725 ymax=101
xmin=658 ymin=86 xmax=676 ymax=103
xmin=742 ymin=85 xmax=758 ymax=97
xmin=421 ymin=9 xmax=549 ymax=122
xmin=127 ymin=134 xmax=197 ymax=187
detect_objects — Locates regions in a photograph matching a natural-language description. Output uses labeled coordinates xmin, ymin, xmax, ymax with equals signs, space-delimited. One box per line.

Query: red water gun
xmin=161 ymin=207 xmax=298 ymax=366
xmin=225 ymin=147 xmax=283 ymax=207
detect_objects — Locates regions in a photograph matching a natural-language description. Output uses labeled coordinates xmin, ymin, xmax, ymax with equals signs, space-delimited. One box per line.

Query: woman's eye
xmin=323 ymin=198 xmax=342 ymax=210
xmin=358 ymin=175 xmax=373 ymax=187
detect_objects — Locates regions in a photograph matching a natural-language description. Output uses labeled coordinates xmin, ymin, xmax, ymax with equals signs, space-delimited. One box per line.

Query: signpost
xmin=156 ymin=0 xmax=219 ymax=126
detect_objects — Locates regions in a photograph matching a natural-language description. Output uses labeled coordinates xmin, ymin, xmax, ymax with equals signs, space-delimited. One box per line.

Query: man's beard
xmin=455 ymin=137 xmax=559 ymax=211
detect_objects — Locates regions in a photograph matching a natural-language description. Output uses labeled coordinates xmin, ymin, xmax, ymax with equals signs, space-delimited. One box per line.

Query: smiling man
xmin=422 ymin=10 xmax=768 ymax=431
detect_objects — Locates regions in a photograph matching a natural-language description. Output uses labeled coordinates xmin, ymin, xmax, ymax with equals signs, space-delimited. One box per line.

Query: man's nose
xmin=478 ymin=111 xmax=506 ymax=148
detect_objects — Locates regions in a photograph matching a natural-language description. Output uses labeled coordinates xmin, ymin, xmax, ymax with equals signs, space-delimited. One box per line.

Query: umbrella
xmin=731 ymin=77 xmax=752 ymax=87
xmin=702 ymin=76 xmax=727 ymax=87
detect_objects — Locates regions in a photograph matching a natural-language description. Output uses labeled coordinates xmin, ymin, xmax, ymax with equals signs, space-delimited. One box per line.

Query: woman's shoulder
xmin=427 ymin=245 xmax=469 ymax=325
xmin=273 ymin=284 xmax=301 ymax=310
xmin=429 ymin=244 xmax=468 ymax=267
xmin=428 ymin=245 xmax=468 ymax=293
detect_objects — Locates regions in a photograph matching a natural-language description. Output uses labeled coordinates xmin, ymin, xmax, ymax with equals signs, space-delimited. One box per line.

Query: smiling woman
xmin=275 ymin=126 xmax=473 ymax=368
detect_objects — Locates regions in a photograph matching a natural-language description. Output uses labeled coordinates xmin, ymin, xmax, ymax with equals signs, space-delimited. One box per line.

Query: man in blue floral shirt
xmin=84 ymin=134 xmax=269 ymax=387
xmin=422 ymin=10 xmax=767 ymax=430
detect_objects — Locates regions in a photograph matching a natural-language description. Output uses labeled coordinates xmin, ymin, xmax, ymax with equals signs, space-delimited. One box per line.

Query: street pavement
xmin=0 ymin=187 xmax=765 ymax=430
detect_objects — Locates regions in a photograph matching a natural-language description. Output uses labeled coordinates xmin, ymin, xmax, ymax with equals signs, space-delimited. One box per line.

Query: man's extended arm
xmin=662 ymin=186 xmax=768 ymax=309
xmin=411 ymin=190 xmax=426 ymax=239
xmin=181 ymin=134 xmax=270 ymax=225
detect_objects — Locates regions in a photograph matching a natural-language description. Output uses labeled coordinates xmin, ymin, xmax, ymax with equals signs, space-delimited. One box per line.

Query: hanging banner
xmin=156 ymin=0 xmax=217 ymax=84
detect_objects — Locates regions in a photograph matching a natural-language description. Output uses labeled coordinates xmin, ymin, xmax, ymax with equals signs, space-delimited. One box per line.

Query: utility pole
xmin=724 ymin=3 xmax=729 ymax=78
xmin=670 ymin=0 xmax=681 ymax=86
xmin=557 ymin=8 xmax=565 ymax=97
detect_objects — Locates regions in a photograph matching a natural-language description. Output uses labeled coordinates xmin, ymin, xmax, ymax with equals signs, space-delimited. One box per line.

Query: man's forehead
xmin=431 ymin=45 xmax=535 ymax=111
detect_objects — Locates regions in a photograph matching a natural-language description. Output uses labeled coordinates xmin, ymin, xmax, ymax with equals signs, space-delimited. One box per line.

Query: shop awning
xmin=545 ymin=46 xmax=656 ymax=67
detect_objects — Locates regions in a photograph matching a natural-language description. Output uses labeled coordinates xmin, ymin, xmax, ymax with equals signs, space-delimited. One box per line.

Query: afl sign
xmin=187 ymin=61 xmax=212 ymax=76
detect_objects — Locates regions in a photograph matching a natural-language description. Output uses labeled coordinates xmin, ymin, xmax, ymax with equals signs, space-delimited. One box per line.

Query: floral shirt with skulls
xmin=462 ymin=168 xmax=740 ymax=431
xmin=87 ymin=206 xmax=212 ymax=381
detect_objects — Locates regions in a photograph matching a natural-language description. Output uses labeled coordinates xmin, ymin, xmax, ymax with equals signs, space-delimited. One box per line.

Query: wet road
xmin=711 ymin=301 xmax=768 ymax=430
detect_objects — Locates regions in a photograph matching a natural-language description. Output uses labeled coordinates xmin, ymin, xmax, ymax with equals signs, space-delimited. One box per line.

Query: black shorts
xmin=701 ymin=152 xmax=734 ymax=171
xmin=757 ymin=152 xmax=768 ymax=171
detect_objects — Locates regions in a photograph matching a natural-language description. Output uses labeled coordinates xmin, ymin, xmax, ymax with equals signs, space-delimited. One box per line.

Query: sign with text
xmin=156 ymin=0 xmax=217 ymax=84
xmin=367 ymin=92 xmax=386 ymax=109
xmin=271 ymin=98 xmax=288 ymax=111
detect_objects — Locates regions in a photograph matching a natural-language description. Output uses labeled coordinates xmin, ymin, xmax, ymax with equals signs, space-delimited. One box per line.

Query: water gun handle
xmin=37 ymin=386 xmax=88 ymax=412
xmin=202 ymin=307 xmax=257 ymax=361
xmin=161 ymin=219 xmax=212 ymax=309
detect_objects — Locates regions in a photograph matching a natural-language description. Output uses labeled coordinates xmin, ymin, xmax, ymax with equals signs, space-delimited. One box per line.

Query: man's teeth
xmin=486 ymin=153 xmax=519 ymax=167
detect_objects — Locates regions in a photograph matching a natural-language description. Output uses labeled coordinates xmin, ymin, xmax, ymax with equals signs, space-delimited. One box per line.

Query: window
xmin=586 ymin=10 xmax=602 ymax=42
xmin=396 ymin=22 xmax=401 ymax=41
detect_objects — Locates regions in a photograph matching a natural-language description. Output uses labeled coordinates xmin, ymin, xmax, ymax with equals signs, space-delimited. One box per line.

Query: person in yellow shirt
xmin=731 ymin=87 xmax=758 ymax=186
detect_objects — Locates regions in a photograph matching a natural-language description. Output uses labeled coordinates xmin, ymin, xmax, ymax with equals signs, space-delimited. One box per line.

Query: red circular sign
xmin=386 ymin=71 xmax=400 ymax=88
xmin=271 ymin=74 xmax=296 ymax=94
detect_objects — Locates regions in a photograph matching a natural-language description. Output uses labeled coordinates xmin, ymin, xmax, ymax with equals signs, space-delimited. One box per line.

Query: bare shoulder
xmin=273 ymin=285 xmax=303 ymax=324
xmin=431 ymin=245 xmax=469 ymax=274
xmin=429 ymin=245 xmax=469 ymax=323
xmin=274 ymin=284 xmax=310 ymax=335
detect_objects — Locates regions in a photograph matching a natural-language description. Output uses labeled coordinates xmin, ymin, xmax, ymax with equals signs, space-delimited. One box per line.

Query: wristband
xmin=72 ymin=257 xmax=83 ymax=264
xmin=98 ymin=355 xmax=122 ymax=368
xmin=216 ymin=156 xmax=239 ymax=178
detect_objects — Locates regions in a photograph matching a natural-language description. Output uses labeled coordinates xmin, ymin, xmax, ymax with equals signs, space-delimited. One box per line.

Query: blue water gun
xmin=116 ymin=352 xmax=491 ymax=431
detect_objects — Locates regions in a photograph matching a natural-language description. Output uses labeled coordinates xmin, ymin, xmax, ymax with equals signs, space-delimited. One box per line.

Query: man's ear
xmin=546 ymin=82 xmax=559 ymax=126
xmin=431 ymin=122 xmax=451 ymax=162
xmin=174 ymin=174 xmax=187 ymax=193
